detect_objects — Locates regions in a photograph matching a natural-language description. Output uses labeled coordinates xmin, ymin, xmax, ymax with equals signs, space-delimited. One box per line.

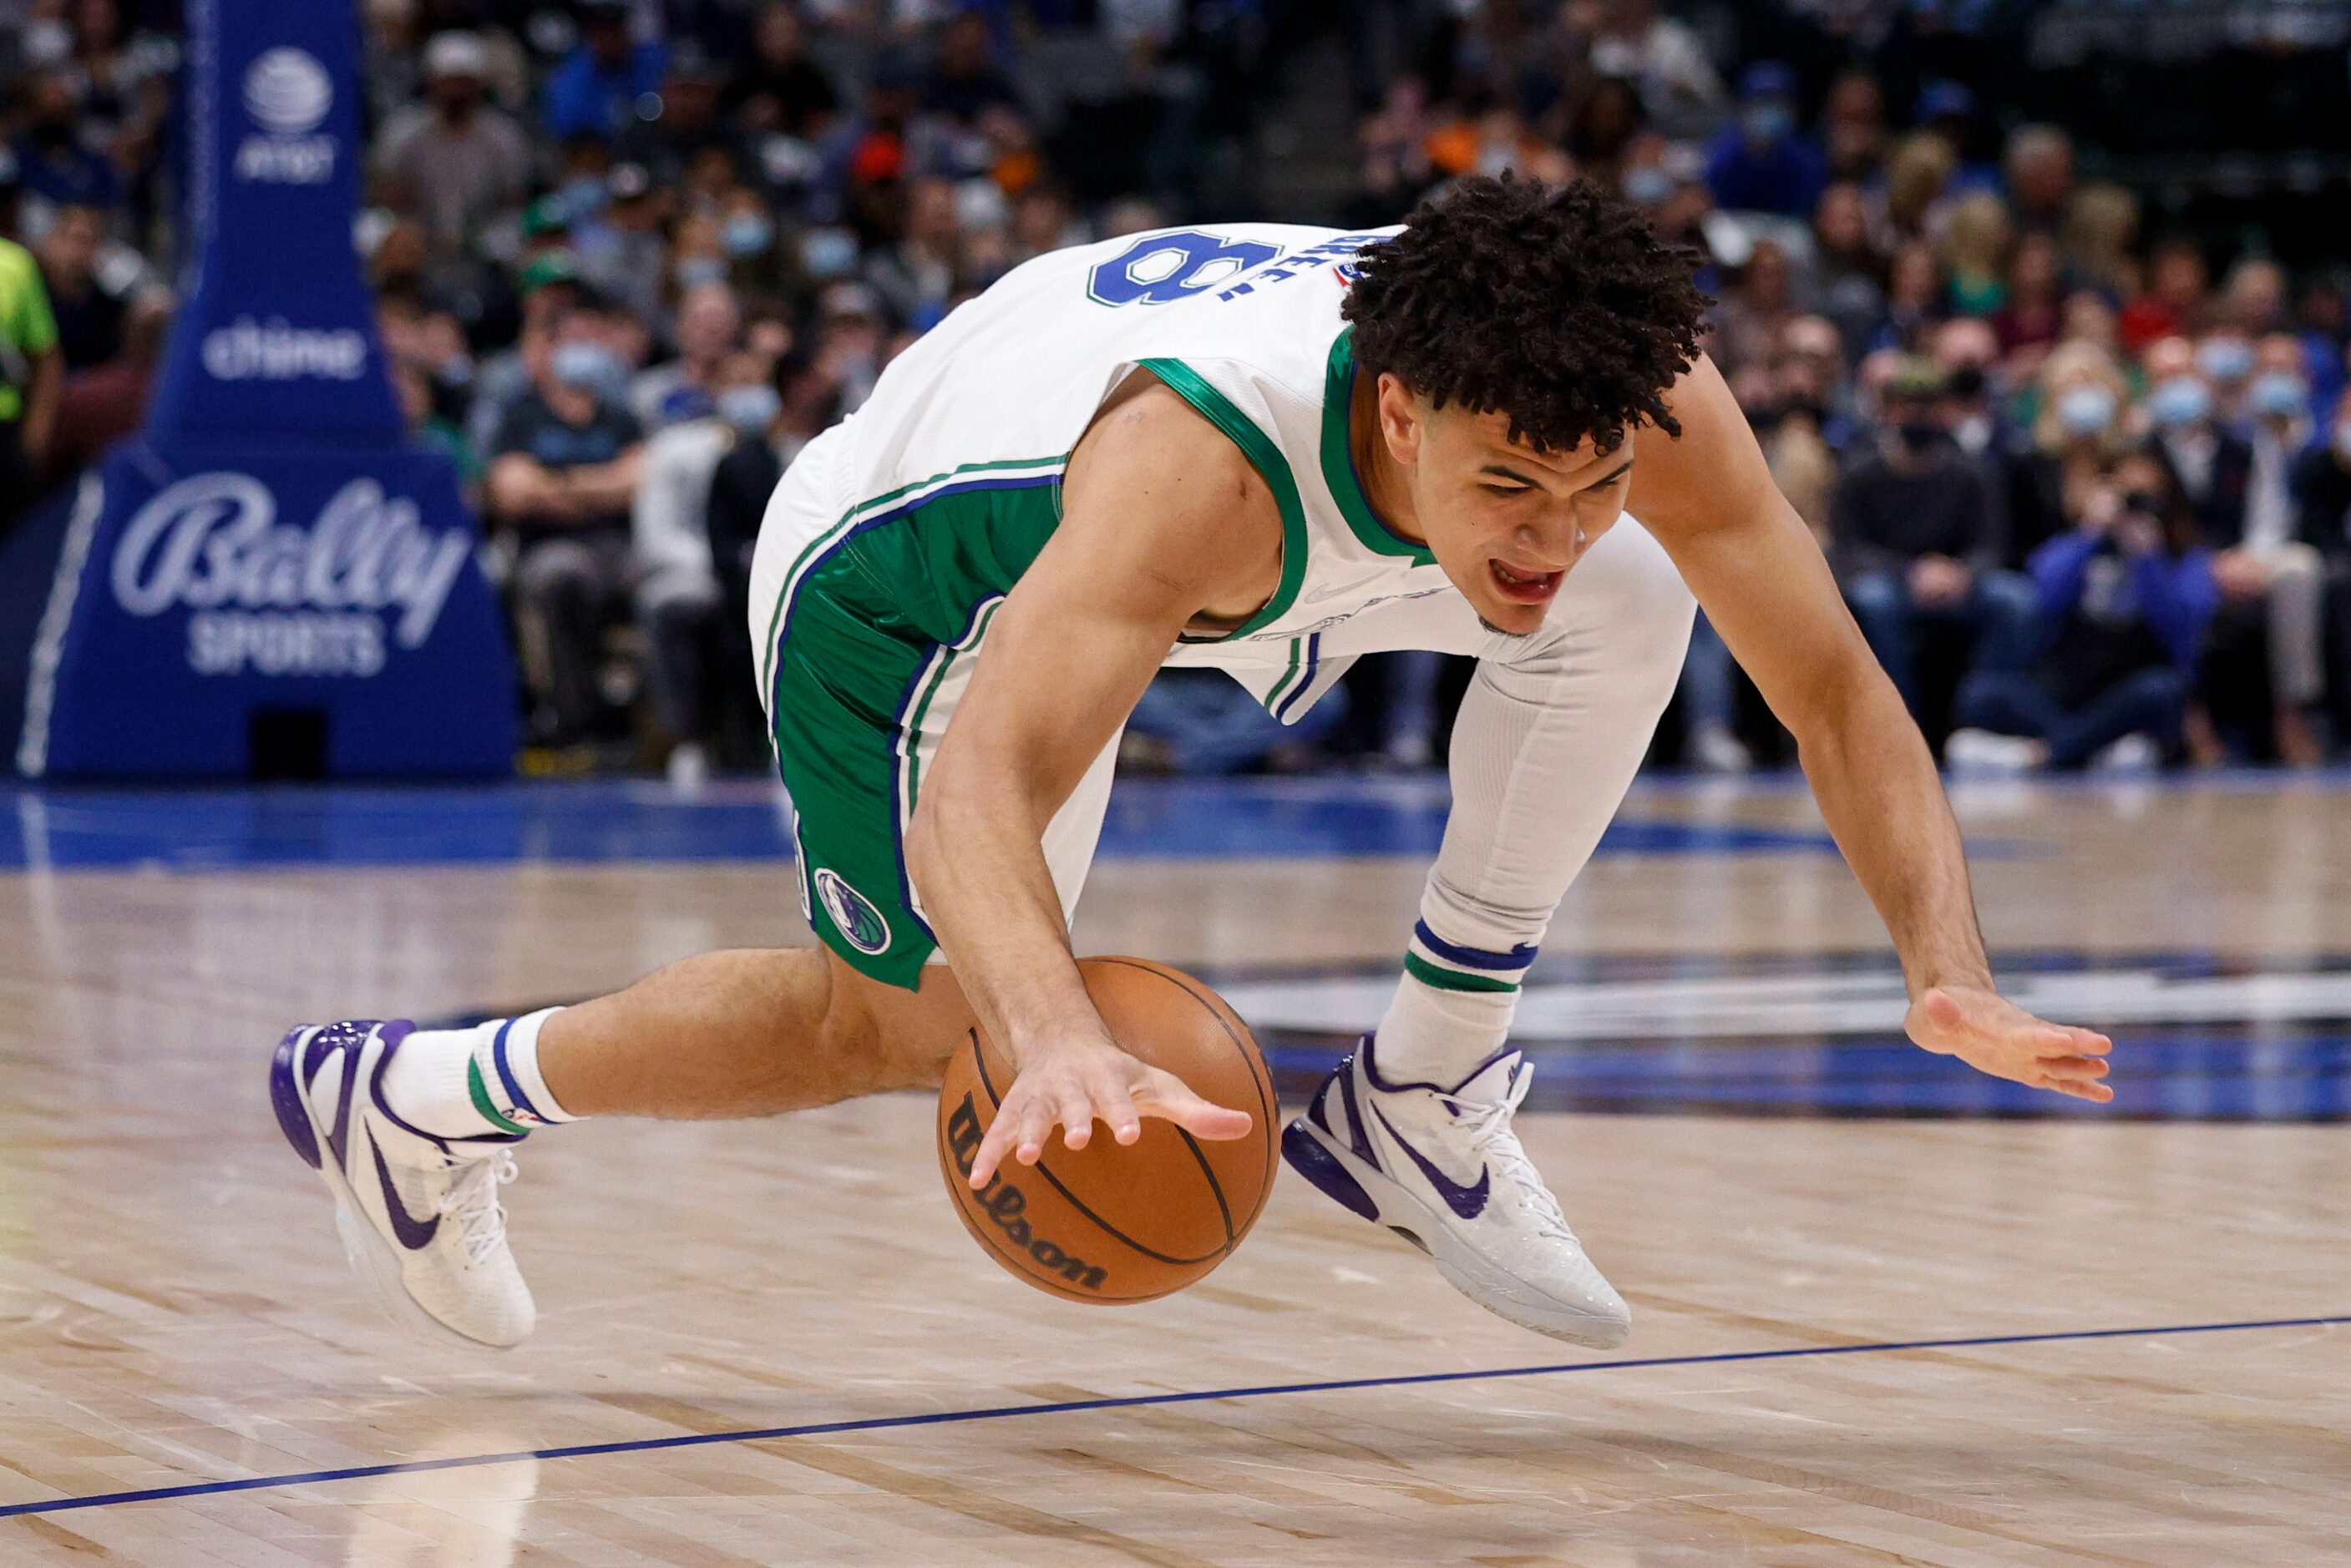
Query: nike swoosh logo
xmin=1370 ymin=1103 xmax=1491 ymax=1220
xmin=370 ymin=1142 xmax=441 ymax=1250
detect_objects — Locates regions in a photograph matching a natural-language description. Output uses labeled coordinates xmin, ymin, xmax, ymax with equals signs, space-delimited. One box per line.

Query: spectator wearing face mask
xmin=1948 ymin=449 xmax=2217 ymax=772
xmin=2196 ymin=330 xmax=2258 ymax=432
xmin=485 ymin=306 xmax=648 ymax=748
xmin=2007 ymin=341 xmax=2132 ymax=569
xmin=1832 ymin=358 xmax=2035 ymax=732
xmin=2143 ymin=336 xmax=2252 ymax=541
xmin=1704 ymin=63 xmax=1827 ymax=220
xmin=2196 ymin=335 xmax=2328 ymax=763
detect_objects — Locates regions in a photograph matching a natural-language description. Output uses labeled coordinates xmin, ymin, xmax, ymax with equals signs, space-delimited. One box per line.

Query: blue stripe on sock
xmin=489 ymin=1018 xmax=541 ymax=1123
xmin=1411 ymin=920 xmax=1538 ymax=973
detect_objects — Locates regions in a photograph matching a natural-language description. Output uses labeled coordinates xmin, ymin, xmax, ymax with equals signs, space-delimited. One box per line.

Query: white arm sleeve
xmin=1421 ymin=518 xmax=1697 ymax=962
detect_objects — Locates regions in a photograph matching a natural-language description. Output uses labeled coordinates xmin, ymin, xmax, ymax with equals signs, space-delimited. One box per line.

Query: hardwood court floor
xmin=3 ymin=776 xmax=2350 ymax=1565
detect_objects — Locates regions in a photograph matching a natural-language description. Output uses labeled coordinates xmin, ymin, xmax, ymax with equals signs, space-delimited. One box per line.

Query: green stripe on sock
xmin=466 ymin=1058 xmax=532 ymax=1136
xmin=1403 ymin=952 xmax=1520 ymax=994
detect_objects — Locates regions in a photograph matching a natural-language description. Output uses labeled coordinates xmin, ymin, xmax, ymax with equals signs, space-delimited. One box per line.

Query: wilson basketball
xmin=936 ymin=956 xmax=1277 ymax=1303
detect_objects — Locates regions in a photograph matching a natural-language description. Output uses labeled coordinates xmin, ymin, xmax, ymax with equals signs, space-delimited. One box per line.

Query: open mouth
xmin=1488 ymin=559 xmax=1565 ymax=605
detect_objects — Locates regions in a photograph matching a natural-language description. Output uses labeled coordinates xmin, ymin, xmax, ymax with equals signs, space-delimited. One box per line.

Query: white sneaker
xmin=2089 ymin=733 xmax=2158 ymax=773
xmin=269 ymin=1020 xmax=536 ymax=1348
xmin=1945 ymin=727 xmax=2047 ymax=775
xmin=1283 ymin=1037 xmax=1631 ymax=1347
xmin=1691 ymin=723 xmax=1751 ymax=774
xmin=666 ymin=741 xmax=710 ymax=791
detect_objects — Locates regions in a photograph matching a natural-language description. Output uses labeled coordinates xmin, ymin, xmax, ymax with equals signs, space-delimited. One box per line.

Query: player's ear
xmin=1374 ymin=372 xmax=1424 ymax=467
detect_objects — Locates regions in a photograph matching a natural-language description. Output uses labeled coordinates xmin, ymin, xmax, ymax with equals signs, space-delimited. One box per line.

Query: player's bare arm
xmin=906 ymin=376 xmax=1272 ymax=1186
xmin=1629 ymin=355 xmax=2113 ymax=1103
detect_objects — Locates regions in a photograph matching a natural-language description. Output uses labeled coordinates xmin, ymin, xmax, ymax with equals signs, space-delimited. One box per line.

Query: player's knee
xmin=808 ymin=953 xmax=955 ymax=1098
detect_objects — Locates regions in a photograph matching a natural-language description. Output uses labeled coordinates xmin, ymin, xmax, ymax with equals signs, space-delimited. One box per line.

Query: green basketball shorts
xmin=747 ymin=424 xmax=1120 ymax=989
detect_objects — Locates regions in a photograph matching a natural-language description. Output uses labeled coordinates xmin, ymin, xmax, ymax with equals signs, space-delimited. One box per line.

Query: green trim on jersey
xmin=1320 ymin=328 xmax=1436 ymax=567
xmin=1137 ymin=357 xmax=1308 ymax=639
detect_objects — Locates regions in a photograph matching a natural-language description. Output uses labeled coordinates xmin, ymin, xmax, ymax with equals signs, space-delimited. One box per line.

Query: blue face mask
xmin=717 ymin=382 xmax=782 ymax=433
xmin=674 ymin=255 xmax=728 ymax=290
xmin=723 ymin=212 xmax=773 ymax=257
xmin=2196 ymin=337 xmax=2253 ymax=382
xmin=1742 ymin=101 xmax=1794 ymax=144
xmin=559 ymin=175 xmax=607 ymax=223
xmin=550 ymin=341 xmax=622 ymax=392
xmin=1623 ymin=166 xmax=1674 ymax=205
xmin=2055 ymin=382 xmax=2116 ymax=437
xmin=2149 ymin=375 xmax=2212 ymax=429
xmin=800 ymin=226 xmax=859 ymax=280
xmin=2248 ymin=371 xmax=2307 ymax=421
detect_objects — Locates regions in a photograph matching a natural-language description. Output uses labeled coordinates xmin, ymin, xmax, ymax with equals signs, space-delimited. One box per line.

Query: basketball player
xmin=272 ymin=177 xmax=2112 ymax=1350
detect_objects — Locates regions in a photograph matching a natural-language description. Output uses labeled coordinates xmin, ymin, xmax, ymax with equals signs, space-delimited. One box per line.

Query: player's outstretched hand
xmin=968 ymin=1037 xmax=1254 ymax=1188
xmin=1905 ymin=984 xmax=2114 ymax=1103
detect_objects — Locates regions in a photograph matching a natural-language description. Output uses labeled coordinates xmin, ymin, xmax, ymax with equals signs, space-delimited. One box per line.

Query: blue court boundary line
xmin=1 ymin=1313 xmax=2343 ymax=1521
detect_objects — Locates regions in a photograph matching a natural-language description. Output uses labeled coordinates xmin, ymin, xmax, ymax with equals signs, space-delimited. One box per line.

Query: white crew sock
xmin=381 ymin=1009 xmax=578 ymax=1140
xmin=1371 ymin=922 xmax=1532 ymax=1087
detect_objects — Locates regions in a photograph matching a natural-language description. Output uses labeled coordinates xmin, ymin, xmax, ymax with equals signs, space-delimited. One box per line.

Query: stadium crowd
xmin=3 ymin=0 xmax=2350 ymax=781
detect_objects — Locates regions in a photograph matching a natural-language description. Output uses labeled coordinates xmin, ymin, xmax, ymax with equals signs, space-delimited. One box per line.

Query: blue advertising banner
xmin=144 ymin=0 xmax=403 ymax=449
xmin=15 ymin=0 xmax=517 ymax=779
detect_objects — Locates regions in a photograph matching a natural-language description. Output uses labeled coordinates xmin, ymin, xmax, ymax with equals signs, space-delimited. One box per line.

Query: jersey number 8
xmin=1086 ymin=230 xmax=1282 ymax=307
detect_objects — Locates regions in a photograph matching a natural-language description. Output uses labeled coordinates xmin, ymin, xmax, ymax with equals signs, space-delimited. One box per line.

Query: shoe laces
xmin=439 ymin=1150 xmax=519 ymax=1267
xmin=1442 ymin=1067 xmax=1576 ymax=1244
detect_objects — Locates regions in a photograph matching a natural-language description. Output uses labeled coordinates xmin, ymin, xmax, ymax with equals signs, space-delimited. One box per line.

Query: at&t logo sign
xmin=235 ymin=47 xmax=336 ymax=185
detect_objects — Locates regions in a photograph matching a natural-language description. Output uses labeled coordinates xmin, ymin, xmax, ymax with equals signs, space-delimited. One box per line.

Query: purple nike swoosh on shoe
xmin=369 ymin=1141 xmax=442 ymax=1250
xmin=1369 ymin=1102 xmax=1491 ymax=1220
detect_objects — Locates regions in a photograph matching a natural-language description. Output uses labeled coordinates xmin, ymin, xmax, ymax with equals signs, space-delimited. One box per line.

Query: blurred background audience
xmin=5 ymin=0 xmax=2350 ymax=776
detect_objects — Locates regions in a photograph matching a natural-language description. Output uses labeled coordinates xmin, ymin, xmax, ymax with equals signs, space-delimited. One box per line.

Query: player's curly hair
xmin=1342 ymin=175 xmax=1710 ymax=456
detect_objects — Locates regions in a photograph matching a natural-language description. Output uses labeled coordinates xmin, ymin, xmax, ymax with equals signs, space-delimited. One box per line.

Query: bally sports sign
xmin=8 ymin=0 xmax=516 ymax=780
xmin=109 ymin=473 xmax=471 ymax=677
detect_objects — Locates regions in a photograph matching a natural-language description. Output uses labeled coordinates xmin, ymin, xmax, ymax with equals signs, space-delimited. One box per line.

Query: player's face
xmin=1383 ymin=388 xmax=1635 ymax=637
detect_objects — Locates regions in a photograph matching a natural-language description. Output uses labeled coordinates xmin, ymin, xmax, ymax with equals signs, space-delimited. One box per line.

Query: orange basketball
xmin=936 ymin=956 xmax=1277 ymax=1303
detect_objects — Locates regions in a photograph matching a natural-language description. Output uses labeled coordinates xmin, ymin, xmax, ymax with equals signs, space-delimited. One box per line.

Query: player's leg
xmin=266 ymin=952 xmax=967 ymax=1349
xmin=1284 ymin=517 xmax=1695 ymax=1347
xmin=531 ymin=944 xmax=971 ymax=1118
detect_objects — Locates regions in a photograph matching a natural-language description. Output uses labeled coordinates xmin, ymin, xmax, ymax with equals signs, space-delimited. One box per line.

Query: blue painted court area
xmin=0 ymin=776 xmax=1842 ymax=872
xmin=1265 ymin=1031 xmax=2351 ymax=1121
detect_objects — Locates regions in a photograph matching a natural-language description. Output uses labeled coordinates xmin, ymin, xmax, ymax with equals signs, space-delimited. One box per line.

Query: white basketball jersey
xmin=821 ymin=223 xmax=1490 ymax=720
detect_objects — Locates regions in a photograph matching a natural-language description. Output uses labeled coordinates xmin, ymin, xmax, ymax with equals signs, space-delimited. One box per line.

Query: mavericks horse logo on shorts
xmin=813 ymin=868 xmax=892 ymax=955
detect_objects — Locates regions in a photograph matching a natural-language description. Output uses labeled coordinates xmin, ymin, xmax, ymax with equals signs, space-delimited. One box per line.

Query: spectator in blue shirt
xmin=1950 ymin=448 xmax=2218 ymax=771
xmin=1705 ymin=62 xmax=1827 ymax=218
xmin=544 ymin=0 xmax=668 ymax=144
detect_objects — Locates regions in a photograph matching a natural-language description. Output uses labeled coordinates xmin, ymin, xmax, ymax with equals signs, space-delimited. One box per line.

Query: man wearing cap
xmin=376 ymin=33 xmax=534 ymax=257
